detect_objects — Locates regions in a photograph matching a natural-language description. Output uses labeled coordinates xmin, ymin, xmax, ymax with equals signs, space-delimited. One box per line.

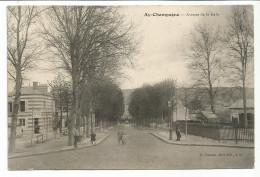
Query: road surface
xmin=8 ymin=125 xmax=254 ymax=170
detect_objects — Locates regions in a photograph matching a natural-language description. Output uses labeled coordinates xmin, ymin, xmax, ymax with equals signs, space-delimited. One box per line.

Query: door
xmin=34 ymin=118 xmax=39 ymax=133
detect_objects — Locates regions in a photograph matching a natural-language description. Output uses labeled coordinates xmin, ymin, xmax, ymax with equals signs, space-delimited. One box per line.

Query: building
xmin=229 ymin=99 xmax=254 ymax=127
xmin=186 ymin=109 xmax=218 ymax=123
xmin=8 ymin=82 xmax=55 ymax=134
xmin=173 ymin=103 xmax=191 ymax=122
xmin=200 ymin=111 xmax=218 ymax=123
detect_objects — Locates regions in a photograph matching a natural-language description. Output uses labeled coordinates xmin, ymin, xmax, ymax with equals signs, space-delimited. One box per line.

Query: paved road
xmin=8 ymin=126 xmax=254 ymax=170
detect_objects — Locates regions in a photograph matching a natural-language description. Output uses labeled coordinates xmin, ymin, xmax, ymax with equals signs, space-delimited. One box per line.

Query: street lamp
xmin=168 ymin=100 xmax=173 ymax=140
xmin=168 ymin=96 xmax=177 ymax=140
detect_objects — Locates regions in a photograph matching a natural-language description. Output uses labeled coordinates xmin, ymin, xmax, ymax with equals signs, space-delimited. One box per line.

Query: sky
xmin=119 ymin=5 xmax=232 ymax=89
xmin=7 ymin=5 xmax=252 ymax=91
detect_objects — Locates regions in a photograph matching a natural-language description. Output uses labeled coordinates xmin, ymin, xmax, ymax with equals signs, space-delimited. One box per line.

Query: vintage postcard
xmin=5 ymin=3 xmax=255 ymax=171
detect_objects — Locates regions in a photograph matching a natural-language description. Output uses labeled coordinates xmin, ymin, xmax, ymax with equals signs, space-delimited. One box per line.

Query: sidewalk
xmin=8 ymin=131 xmax=110 ymax=159
xmin=151 ymin=129 xmax=254 ymax=149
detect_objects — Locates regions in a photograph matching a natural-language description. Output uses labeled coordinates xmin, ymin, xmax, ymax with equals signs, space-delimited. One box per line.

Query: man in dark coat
xmin=74 ymin=128 xmax=79 ymax=148
xmin=91 ymin=131 xmax=96 ymax=145
xmin=176 ymin=128 xmax=181 ymax=141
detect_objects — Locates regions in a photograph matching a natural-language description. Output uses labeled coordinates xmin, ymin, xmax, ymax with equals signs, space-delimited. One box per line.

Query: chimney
xmin=33 ymin=82 xmax=38 ymax=90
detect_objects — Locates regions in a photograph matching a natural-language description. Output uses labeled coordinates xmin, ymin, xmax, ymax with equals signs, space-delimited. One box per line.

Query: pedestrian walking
xmin=117 ymin=129 xmax=123 ymax=144
xmin=74 ymin=127 xmax=79 ymax=148
xmin=176 ymin=128 xmax=181 ymax=141
xmin=121 ymin=131 xmax=127 ymax=144
xmin=91 ymin=131 xmax=96 ymax=145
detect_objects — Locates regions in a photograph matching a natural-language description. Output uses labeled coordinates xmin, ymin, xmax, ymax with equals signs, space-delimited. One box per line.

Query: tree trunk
xmin=207 ymin=57 xmax=215 ymax=113
xmin=99 ymin=119 xmax=102 ymax=132
xmin=83 ymin=115 xmax=86 ymax=138
xmin=9 ymin=71 xmax=22 ymax=153
xmin=76 ymin=98 xmax=81 ymax=135
xmin=209 ymin=89 xmax=215 ymax=113
xmin=91 ymin=111 xmax=93 ymax=133
xmin=68 ymin=73 xmax=79 ymax=146
xmin=60 ymin=107 xmax=62 ymax=134
xmin=242 ymin=62 xmax=248 ymax=128
xmin=9 ymin=7 xmax=22 ymax=153
xmin=86 ymin=114 xmax=90 ymax=137
xmin=66 ymin=104 xmax=69 ymax=127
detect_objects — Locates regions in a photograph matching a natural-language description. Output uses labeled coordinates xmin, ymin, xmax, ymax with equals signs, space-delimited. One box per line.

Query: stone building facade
xmin=8 ymin=82 xmax=55 ymax=134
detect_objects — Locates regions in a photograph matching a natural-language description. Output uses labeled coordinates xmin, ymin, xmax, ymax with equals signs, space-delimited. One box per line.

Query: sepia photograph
xmin=4 ymin=3 xmax=256 ymax=171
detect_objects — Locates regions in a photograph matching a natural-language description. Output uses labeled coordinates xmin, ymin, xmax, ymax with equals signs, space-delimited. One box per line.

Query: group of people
xmin=117 ymin=129 xmax=127 ymax=144
xmin=74 ymin=128 xmax=96 ymax=148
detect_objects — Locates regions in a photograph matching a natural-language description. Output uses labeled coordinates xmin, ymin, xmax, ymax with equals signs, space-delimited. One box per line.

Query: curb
xmin=150 ymin=132 xmax=254 ymax=149
xmin=8 ymin=133 xmax=110 ymax=159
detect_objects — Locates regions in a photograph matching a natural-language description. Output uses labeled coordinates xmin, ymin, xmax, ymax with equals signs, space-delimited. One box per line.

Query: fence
xmin=220 ymin=126 xmax=254 ymax=142
xmin=159 ymin=122 xmax=254 ymax=143
xmin=177 ymin=123 xmax=221 ymax=141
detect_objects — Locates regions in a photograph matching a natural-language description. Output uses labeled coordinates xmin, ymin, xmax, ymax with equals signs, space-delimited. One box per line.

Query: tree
xmin=128 ymin=79 xmax=176 ymax=127
xmin=42 ymin=6 xmax=138 ymax=145
xmin=187 ymin=97 xmax=204 ymax=111
xmin=224 ymin=6 xmax=254 ymax=127
xmin=94 ymin=77 xmax=125 ymax=129
xmin=186 ymin=22 xmax=225 ymax=113
xmin=49 ymin=73 xmax=72 ymax=133
xmin=7 ymin=6 xmax=43 ymax=152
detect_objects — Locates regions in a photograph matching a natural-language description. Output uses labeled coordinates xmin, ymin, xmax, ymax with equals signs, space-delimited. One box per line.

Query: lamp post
xmin=168 ymin=100 xmax=173 ymax=140
xmin=168 ymin=96 xmax=177 ymax=140
xmin=44 ymin=100 xmax=48 ymax=140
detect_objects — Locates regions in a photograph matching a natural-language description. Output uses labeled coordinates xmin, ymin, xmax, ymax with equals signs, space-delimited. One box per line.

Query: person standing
xmin=176 ymin=128 xmax=181 ymax=141
xmin=117 ymin=129 xmax=122 ymax=144
xmin=175 ymin=122 xmax=179 ymax=135
xmin=74 ymin=128 xmax=79 ymax=148
xmin=91 ymin=131 xmax=96 ymax=145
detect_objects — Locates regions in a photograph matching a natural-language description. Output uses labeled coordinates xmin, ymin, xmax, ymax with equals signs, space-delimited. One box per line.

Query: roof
xmin=229 ymin=99 xmax=254 ymax=109
xmin=8 ymin=86 xmax=51 ymax=97
xmin=200 ymin=111 xmax=218 ymax=119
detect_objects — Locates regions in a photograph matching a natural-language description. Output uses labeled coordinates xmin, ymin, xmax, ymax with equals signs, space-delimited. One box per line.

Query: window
xmin=19 ymin=119 xmax=25 ymax=126
xmin=20 ymin=101 xmax=25 ymax=112
xmin=8 ymin=102 xmax=12 ymax=112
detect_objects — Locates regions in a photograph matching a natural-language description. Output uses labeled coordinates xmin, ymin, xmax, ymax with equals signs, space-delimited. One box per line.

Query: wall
xmin=8 ymin=94 xmax=55 ymax=133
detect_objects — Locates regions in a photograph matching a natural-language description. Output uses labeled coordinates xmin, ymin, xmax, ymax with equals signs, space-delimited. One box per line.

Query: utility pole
xmin=185 ymin=108 xmax=188 ymax=139
xmin=31 ymin=106 xmax=34 ymax=146
xmin=168 ymin=79 xmax=176 ymax=141
xmin=44 ymin=100 xmax=48 ymax=140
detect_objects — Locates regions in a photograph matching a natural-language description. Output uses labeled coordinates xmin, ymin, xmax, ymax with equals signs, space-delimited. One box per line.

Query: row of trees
xmin=49 ymin=73 xmax=124 ymax=138
xmin=186 ymin=6 xmax=253 ymax=127
xmin=8 ymin=6 xmax=138 ymax=152
xmin=128 ymin=79 xmax=175 ymax=127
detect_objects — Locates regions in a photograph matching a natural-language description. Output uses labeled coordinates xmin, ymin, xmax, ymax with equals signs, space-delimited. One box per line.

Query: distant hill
xmin=122 ymin=87 xmax=254 ymax=106
xmin=122 ymin=87 xmax=254 ymax=120
xmin=122 ymin=89 xmax=134 ymax=105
